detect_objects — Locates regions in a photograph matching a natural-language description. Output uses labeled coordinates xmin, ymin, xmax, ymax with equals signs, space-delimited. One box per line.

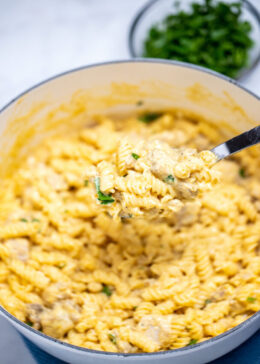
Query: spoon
xmin=211 ymin=125 xmax=260 ymax=161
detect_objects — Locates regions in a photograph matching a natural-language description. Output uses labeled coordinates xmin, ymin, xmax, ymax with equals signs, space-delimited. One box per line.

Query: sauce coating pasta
xmin=92 ymin=135 xmax=218 ymax=218
xmin=0 ymin=111 xmax=259 ymax=353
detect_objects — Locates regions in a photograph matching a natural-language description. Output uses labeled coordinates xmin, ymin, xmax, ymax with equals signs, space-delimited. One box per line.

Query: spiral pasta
xmin=0 ymin=110 xmax=259 ymax=353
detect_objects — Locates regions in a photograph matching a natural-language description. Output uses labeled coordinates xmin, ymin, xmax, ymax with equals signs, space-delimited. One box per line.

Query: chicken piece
xmin=6 ymin=238 xmax=29 ymax=262
xmin=148 ymin=148 xmax=176 ymax=180
xmin=42 ymin=283 xmax=71 ymax=304
xmin=26 ymin=303 xmax=45 ymax=329
xmin=175 ymin=201 xmax=201 ymax=226
xmin=175 ymin=181 xmax=198 ymax=199
xmin=40 ymin=301 xmax=78 ymax=338
xmin=138 ymin=315 xmax=172 ymax=347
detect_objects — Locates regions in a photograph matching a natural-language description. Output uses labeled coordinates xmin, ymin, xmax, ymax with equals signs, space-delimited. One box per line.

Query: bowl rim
xmin=0 ymin=58 xmax=259 ymax=358
xmin=128 ymin=0 xmax=260 ymax=81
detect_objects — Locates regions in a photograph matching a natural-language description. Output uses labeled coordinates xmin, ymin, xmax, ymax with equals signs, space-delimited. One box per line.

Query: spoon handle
xmin=211 ymin=125 xmax=260 ymax=161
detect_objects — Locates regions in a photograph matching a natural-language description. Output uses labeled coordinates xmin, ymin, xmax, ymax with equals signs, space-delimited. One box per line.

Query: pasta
xmin=0 ymin=110 xmax=259 ymax=353
xmin=92 ymin=135 xmax=219 ymax=219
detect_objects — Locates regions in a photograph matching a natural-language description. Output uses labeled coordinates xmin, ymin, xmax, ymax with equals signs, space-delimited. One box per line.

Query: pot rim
xmin=0 ymin=58 xmax=259 ymax=358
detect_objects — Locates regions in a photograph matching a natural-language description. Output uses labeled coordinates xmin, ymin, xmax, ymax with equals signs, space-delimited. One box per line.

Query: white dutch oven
xmin=0 ymin=60 xmax=259 ymax=364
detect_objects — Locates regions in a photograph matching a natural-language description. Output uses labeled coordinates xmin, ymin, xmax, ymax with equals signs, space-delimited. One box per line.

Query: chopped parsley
xmin=94 ymin=177 xmax=115 ymax=205
xmin=25 ymin=319 xmax=33 ymax=327
xmin=57 ymin=262 xmax=66 ymax=269
xmin=32 ymin=218 xmax=40 ymax=223
xmin=84 ymin=179 xmax=89 ymax=187
xmin=20 ymin=218 xmax=28 ymax=223
xmin=108 ymin=333 xmax=117 ymax=345
xmin=187 ymin=339 xmax=198 ymax=346
xmin=133 ymin=306 xmax=138 ymax=310
xmin=205 ymin=299 xmax=212 ymax=306
xmin=102 ymin=284 xmax=112 ymax=297
xmin=143 ymin=0 xmax=254 ymax=78
xmin=132 ymin=153 xmax=140 ymax=160
xmin=164 ymin=175 xmax=175 ymax=183
xmin=136 ymin=100 xmax=144 ymax=106
xmin=247 ymin=296 xmax=257 ymax=303
xmin=239 ymin=168 xmax=246 ymax=178
xmin=138 ymin=112 xmax=162 ymax=123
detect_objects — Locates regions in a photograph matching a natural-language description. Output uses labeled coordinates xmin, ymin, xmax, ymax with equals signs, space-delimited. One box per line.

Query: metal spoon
xmin=211 ymin=125 xmax=260 ymax=161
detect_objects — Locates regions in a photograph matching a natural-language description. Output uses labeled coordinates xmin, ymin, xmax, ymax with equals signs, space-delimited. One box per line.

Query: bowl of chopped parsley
xmin=128 ymin=0 xmax=260 ymax=79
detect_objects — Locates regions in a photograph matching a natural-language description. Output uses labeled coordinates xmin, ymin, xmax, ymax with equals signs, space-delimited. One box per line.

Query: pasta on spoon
xmin=89 ymin=136 xmax=219 ymax=219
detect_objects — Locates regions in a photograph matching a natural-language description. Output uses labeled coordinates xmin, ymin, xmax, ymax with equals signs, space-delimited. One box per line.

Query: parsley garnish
xmin=187 ymin=339 xmax=198 ymax=346
xmin=108 ymin=333 xmax=117 ymax=345
xmin=32 ymin=218 xmax=40 ymax=223
xmin=132 ymin=153 xmax=140 ymax=160
xmin=57 ymin=262 xmax=66 ymax=269
xmin=25 ymin=320 xmax=33 ymax=327
xmin=239 ymin=168 xmax=246 ymax=178
xmin=138 ymin=112 xmax=162 ymax=123
xmin=143 ymin=0 xmax=254 ymax=78
xmin=20 ymin=218 xmax=28 ymax=223
xmin=205 ymin=299 xmax=212 ymax=306
xmin=84 ymin=180 xmax=89 ymax=187
xmin=136 ymin=100 xmax=144 ymax=106
xmin=94 ymin=177 xmax=115 ymax=205
xmin=247 ymin=296 xmax=256 ymax=303
xmin=164 ymin=175 xmax=175 ymax=183
xmin=133 ymin=306 xmax=138 ymax=310
xmin=102 ymin=284 xmax=112 ymax=297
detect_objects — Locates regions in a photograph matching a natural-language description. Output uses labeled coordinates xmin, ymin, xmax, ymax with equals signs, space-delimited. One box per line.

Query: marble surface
xmin=0 ymin=0 xmax=259 ymax=363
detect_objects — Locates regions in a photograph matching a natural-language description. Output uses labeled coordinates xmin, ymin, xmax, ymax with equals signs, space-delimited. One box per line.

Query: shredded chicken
xmin=6 ymin=238 xmax=29 ymax=262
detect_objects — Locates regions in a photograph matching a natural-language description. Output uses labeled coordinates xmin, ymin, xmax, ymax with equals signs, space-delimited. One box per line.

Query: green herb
xmin=25 ymin=320 xmax=33 ymax=327
xmin=138 ymin=112 xmax=162 ymax=123
xmin=84 ymin=179 xmax=89 ymax=187
xmin=164 ymin=175 xmax=175 ymax=183
xmin=205 ymin=299 xmax=212 ymax=305
xmin=187 ymin=339 xmax=198 ymax=346
xmin=108 ymin=333 xmax=117 ymax=345
xmin=94 ymin=177 xmax=115 ymax=205
xmin=239 ymin=168 xmax=246 ymax=178
xmin=32 ymin=218 xmax=40 ymax=223
xmin=136 ymin=100 xmax=144 ymax=106
xmin=102 ymin=284 xmax=112 ymax=297
xmin=133 ymin=306 xmax=138 ymax=310
xmin=20 ymin=218 xmax=28 ymax=223
xmin=57 ymin=262 xmax=66 ymax=269
xmin=247 ymin=296 xmax=257 ymax=303
xmin=132 ymin=153 xmax=140 ymax=160
xmin=143 ymin=0 xmax=254 ymax=78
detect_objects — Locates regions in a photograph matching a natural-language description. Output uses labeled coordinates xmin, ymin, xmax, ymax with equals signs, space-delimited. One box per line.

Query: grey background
xmin=0 ymin=0 xmax=259 ymax=363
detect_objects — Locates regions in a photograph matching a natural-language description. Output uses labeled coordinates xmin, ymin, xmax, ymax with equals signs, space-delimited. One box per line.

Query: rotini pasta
xmin=0 ymin=110 xmax=259 ymax=353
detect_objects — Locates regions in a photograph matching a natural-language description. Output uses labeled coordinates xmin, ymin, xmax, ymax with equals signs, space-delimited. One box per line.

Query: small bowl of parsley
xmin=128 ymin=0 xmax=260 ymax=79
